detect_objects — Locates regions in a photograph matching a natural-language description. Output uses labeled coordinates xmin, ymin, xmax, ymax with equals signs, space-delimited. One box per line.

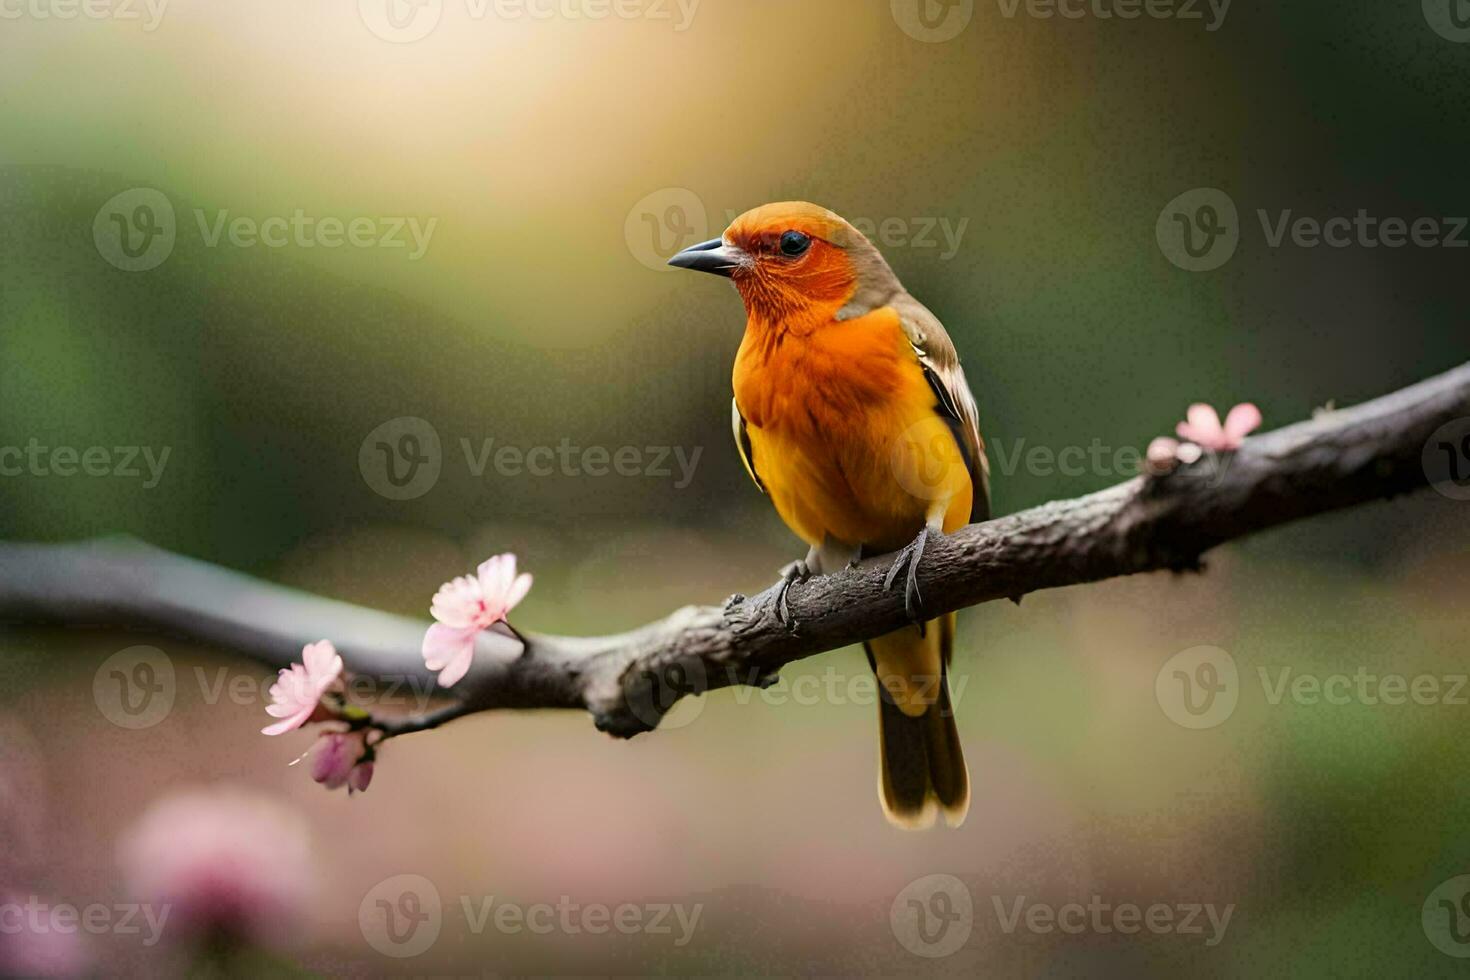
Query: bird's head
xmin=668 ymin=201 xmax=899 ymax=331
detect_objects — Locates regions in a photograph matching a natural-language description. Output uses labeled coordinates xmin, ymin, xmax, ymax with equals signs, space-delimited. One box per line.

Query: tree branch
xmin=2 ymin=361 xmax=1467 ymax=739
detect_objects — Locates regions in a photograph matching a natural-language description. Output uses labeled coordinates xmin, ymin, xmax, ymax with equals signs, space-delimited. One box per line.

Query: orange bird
xmin=670 ymin=202 xmax=989 ymax=828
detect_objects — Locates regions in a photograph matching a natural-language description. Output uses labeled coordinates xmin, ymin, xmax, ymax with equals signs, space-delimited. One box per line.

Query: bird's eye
xmin=779 ymin=230 xmax=811 ymax=257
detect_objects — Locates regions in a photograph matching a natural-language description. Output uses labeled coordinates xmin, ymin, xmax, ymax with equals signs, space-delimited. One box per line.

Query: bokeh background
xmin=2 ymin=0 xmax=1469 ymax=975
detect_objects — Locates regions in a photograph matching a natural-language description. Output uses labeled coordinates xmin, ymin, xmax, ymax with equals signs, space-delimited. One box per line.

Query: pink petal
xmin=422 ymin=623 xmax=477 ymax=688
xmin=1222 ymin=403 xmax=1263 ymax=446
xmin=429 ymin=576 xmax=481 ymax=629
xmin=478 ymin=554 xmax=514 ymax=597
xmin=348 ymin=762 xmax=374 ymax=795
xmin=301 ymin=640 xmax=339 ymax=679
xmin=1176 ymin=403 xmax=1225 ymax=447
xmin=434 ymin=646 xmax=476 ymax=689
xmin=310 ymin=734 xmax=356 ymax=789
xmin=261 ymin=707 xmax=312 ymax=736
xmin=503 ymin=572 xmax=533 ymax=612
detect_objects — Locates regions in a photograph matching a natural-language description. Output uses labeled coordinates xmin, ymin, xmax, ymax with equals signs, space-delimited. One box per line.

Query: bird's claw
xmin=773 ymin=559 xmax=812 ymax=628
xmin=883 ymin=528 xmax=930 ymax=627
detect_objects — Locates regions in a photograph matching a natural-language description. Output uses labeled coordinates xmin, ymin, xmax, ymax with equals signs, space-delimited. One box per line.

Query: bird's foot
xmin=773 ymin=559 xmax=813 ymax=628
xmin=883 ymin=527 xmax=932 ymax=628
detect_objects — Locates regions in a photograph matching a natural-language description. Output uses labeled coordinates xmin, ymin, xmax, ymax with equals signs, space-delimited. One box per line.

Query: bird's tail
xmin=866 ymin=612 xmax=969 ymax=829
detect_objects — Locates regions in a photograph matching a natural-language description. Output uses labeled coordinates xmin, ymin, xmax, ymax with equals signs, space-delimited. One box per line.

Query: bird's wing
xmin=731 ymin=398 xmax=766 ymax=495
xmin=889 ymin=295 xmax=990 ymax=522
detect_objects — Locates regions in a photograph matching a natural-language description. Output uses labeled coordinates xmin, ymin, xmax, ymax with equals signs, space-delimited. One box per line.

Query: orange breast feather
xmin=733 ymin=308 xmax=973 ymax=552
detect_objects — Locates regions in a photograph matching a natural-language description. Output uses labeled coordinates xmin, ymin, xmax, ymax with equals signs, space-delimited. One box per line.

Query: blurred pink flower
xmin=1175 ymin=402 xmax=1262 ymax=451
xmin=1145 ymin=436 xmax=1182 ymax=474
xmin=423 ymin=553 xmax=532 ymax=688
xmin=261 ymin=640 xmax=343 ymax=735
xmin=0 ymin=889 xmax=88 ymax=977
xmin=307 ymin=730 xmax=372 ymax=794
xmin=117 ymin=786 xmax=313 ymax=948
xmin=349 ymin=761 xmax=374 ymax=794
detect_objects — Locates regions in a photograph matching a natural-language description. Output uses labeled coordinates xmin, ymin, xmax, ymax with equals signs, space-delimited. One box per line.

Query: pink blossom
xmin=348 ymin=761 xmax=374 ymax=794
xmin=117 ymin=786 xmax=314 ymax=947
xmin=308 ymin=730 xmax=371 ymax=793
xmin=1175 ymin=402 xmax=1262 ymax=451
xmin=261 ymin=640 xmax=343 ymax=735
xmin=1145 ymin=436 xmax=1182 ymax=474
xmin=422 ymin=553 xmax=532 ymax=688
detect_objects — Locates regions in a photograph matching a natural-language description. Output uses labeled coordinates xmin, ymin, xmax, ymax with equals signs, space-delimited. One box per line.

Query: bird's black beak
xmin=668 ymin=238 xmax=744 ymax=277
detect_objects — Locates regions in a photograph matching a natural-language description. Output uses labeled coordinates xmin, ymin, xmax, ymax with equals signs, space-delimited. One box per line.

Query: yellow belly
xmin=736 ymin=312 xmax=973 ymax=552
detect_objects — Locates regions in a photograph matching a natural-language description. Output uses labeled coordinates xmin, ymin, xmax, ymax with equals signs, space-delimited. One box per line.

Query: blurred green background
xmin=1 ymin=0 xmax=1468 ymax=975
